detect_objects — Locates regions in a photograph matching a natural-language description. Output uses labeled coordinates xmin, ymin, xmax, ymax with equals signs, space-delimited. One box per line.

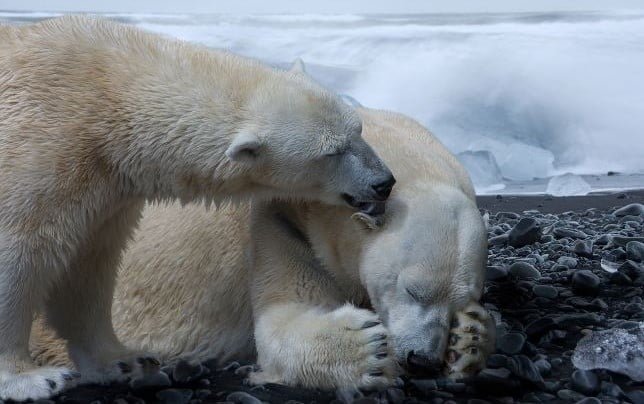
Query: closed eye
xmin=324 ymin=150 xmax=344 ymax=157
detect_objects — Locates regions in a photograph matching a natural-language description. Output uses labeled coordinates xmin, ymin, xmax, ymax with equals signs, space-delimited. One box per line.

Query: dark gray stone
xmin=558 ymin=256 xmax=579 ymax=268
xmin=626 ymin=241 xmax=644 ymax=262
xmin=508 ymin=262 xmax=541 ymax=280
xmin=172 ymin=360 xmax=203 ymax=383
xmin=496 ymin=332 xmax=525 ymax=355
xmin=507 ymin=355 xmax=544 ymax=385
xmin=488 ymin=234 xmax=508 ymax=246
xmin=554 ymin=228 xmax=588 ymax=239
xmin=614 ymin=203 xmax=644 ymax=217
xmin=571 ymin=270 xmax=601 ymax=296
xmin=485 ymin=265 xmax=508 ymax=281
xmin=570 ymin=369 xmax=600 ymax=395
xmin=226 ymin=392 xmax=263 ymax=404
xmin=156 ymin=389 xmax=194 ymax=404
xmin=533 ymin=285 xmax=558 ymax=299
xmin=508 ymin=217 xmax=541 ymax=247
xmin=573 ymin=239 xmax=594 ymax=258
xmin=557 ymin=389 xmax=587 ymax=401
xmin=129 ymin=371 xmax=172 ymax=390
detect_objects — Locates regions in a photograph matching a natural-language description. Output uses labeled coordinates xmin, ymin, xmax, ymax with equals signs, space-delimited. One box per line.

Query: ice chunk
xmin=546 ymin=173 xmax=592 ymax=197
xmin=456 ymin=150 xmax=505 ymax=193
xmin=572 ymin=323 xmax=644 ymax=381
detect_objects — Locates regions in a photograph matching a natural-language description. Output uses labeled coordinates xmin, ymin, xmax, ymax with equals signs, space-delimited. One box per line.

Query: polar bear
xmin=0 ymin=17 xmax=394 ymax=401
xmin=32 ymin=107 xmax=494 ymax=390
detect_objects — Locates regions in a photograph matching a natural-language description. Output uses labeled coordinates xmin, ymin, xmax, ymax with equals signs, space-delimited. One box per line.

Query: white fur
xmin=0 ymin=16 xmax=392 ymax=401
xmin=32 ymin=107 xmax=495 ymax=390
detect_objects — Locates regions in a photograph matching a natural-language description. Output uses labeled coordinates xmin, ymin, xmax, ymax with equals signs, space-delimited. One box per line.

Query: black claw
xmin=361 ymin=321 xmax=381 ymax=329
xmin=369 ymin=371 xmax=384 ymax=377
xmin=71 ymin=371 xmax=81 ymax=378
xmin=146 ymin=357 xmax=161 ymax=366
xmin=375 ymin=352 xmax=387 ymax=359
xmin=46 ymin=379 xmax=57 ymax=389
xmin=63 ymin=373 xmax=74 ymax=381
xmin=117 ymin=361 xmax=132 ymax=373
xmin=368 ymin=333 xmax=387 ymax=343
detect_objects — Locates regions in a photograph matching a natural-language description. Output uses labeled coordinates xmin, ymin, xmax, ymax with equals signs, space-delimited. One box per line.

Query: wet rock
xmin=156 ymin=389 xmax=194 ymax=404
xmin=614 ymin=203 xmax=644 ymax=217
xmin=486 ymin=265 xmax=508 ymax=281
xmin=526 ymin=317 xmax=556 ymax=336
xmin=558 ymin=256 xmax=579 ymax=268
xmin=486 ymin=354 xmax=509 ymax=368
xmin=572 ymin=323 xmax=644 ymax=381
xmin=129 ymin=371 xmax=172 ymax=390
xmin=573 ymin=239 xmax=594 ymax=258
xmin=557 ymin=389 xmax=587 ymax=401
xmin=626 ymin=241 xmax=644 ymax=262
xmin=571 ymin=270 xmax=600 ymax=296
xmin=626 ymin=390 xmax=644 ymax=404
xmin=534 ymin=359 xmax=551 ymax=376
xmin=226 ymin=392 xmax=263 ymax=404
xmin=508 ymin=262 xmax=541 ymax=280
xmin=385 ymin=387 xmax=405 ymax=404
xmin=507 ymin=355 xmax=543 ymax=385
xmin=554 ymin=228 xmax=588 ymax=239
xmin=507 ymin=218 xmax=541 ymax=247
xmin=172 ymin=360 xmax=203 ymax=383
xmin=488 ymin=234 xmax=508 ymax=246
xmin=574 ymin=398 xmax=601 ymax=404
xmin=496 ymin=332 xmax=525 ymax=355
xmin=409 ymin=379 xmax=438 ymax=395
xmin=570 ymin=369 xmax=600 ymax=396
xmin=533 ymin=285 xmax=558 ymax=299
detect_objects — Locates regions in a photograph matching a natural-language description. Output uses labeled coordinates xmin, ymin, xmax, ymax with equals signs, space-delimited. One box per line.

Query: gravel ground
xmin=22 ymin=194 xmax=644 ymax=404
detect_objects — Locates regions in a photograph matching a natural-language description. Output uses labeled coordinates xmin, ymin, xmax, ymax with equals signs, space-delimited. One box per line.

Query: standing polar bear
xmin=34 ymin=107 xmax=495 ymax=390
xmin=0 ymin=17 xmax=394 ymax=401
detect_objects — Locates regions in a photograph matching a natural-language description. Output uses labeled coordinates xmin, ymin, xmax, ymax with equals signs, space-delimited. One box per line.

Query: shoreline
xmin=477 ymin=189 xmax=644 ymax=214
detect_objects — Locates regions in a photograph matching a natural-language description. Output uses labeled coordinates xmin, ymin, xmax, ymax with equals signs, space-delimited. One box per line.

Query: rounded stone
xmin=486 ymin=265 xmax=508 ymax=281
xmin=570 ymin=369 xmax=600 ymax=396
xmin=508 ymin=217 xmax=541 ymax=247
xmin=571 ymin=270 xmax=601 ymax=296
xmin=496 ymin=332 xmax=526 ymax=355
xmin=156 ymin=389 xmax=194 ymax=404
xmin=533 ymin=285 xmax=558 ymax=299
xmin=558 ymin=256 xmax=579 ymax=268
xmin=509 ymin=262 xmax=541 ymax=280
xmin=226 ymin=392 xmax=263 ymax=404
xmin=614 ymin=203 xmax=644 ymax=217
xmin=626 ymin=241 xmax=644 ymax=262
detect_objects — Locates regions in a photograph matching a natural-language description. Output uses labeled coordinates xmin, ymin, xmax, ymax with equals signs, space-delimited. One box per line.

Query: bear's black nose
xmin=372 ymin=175 xmax=396 ymax=200
xmin=406 ymin=351 xmax=443 ymax=374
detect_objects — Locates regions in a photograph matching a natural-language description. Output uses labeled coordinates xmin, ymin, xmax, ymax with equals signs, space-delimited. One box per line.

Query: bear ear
xmin=225 ymin=132 xmax=261 ymax=162
xmin=290 ymin=58 xmax=307 ymax=74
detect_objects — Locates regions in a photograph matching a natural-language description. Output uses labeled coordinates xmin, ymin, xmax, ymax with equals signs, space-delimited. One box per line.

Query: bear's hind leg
xmin=0 ymin=249 xmax=76 ymax=401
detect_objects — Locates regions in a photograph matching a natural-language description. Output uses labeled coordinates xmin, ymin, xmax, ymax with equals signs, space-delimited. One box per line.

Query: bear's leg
xmin=0 ymin=249 xmax=77 ymax=401
xmin=44 ymin=206 xmax=155 ymax=385
xmin=252 ymin=303 xmax=399 ymax=389
xmin=444 ymin=301 xmax=496 ymax=378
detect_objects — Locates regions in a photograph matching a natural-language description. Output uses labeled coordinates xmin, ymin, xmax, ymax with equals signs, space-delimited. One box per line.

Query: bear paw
xmin=77 ymin=351 xmax=161 ymax=385
xmin=444 ymin=301 xmax=495 ymax=379
xmin=0 ymin=365 xmax=79 ymax=402
xmin=329 ymin=305 xmax=398 ymax=389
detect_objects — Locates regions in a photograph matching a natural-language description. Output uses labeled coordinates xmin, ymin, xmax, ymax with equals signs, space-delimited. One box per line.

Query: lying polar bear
xmin=32 ymin=107 xmax=494 ymax=389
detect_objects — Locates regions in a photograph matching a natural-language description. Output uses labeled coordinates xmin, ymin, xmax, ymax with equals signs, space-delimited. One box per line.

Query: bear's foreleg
xmin=0 ymin=239 xmax=77 ymax=401
xmin=42 ymin=205 xmax=154 ymax=386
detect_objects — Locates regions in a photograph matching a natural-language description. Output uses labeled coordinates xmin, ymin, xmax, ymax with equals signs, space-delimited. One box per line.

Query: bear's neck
xmin=99 ymin=43 xmax=275 ymax=203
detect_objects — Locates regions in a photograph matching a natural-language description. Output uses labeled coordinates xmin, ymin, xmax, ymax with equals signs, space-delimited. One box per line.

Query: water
xmin=2 ymin=11 xmax=644 ymax=194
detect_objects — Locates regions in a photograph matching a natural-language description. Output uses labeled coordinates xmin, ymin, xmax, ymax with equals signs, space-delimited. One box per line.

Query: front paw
xmin=252 ymin=304 xmax=399 ymax=390
xmin=329 ymin=305 xmax=398 ymax=389
xmin=444 ymin=301 xmax=496 ymax=378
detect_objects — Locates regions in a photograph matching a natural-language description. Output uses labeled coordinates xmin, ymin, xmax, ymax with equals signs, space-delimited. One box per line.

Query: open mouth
xmin=341 ymin=193 xmax=386 ymax=215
